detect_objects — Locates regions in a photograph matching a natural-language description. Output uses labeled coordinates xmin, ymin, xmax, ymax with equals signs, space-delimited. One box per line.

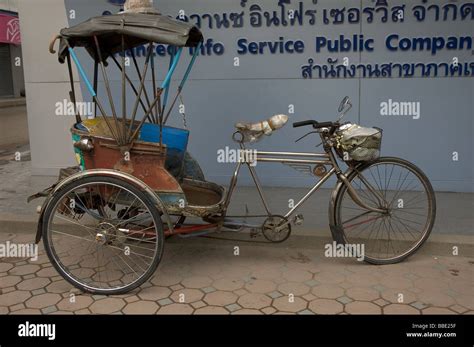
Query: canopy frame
xmin=50 ymin=11 xmax=203 ymax=152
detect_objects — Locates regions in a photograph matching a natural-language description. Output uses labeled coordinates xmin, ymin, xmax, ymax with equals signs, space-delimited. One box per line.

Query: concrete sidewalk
xmin=0 ymin=101 xmax=28 ymax=147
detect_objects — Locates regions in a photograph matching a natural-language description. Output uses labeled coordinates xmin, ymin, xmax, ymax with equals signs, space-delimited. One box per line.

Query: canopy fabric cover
xmin=57 ymin=12 xmax=203 ymax=63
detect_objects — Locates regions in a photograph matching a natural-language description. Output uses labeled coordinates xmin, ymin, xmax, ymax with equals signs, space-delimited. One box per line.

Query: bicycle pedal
xmin=250 ymin=228 xmax=260 ymax=238
xmin=293 ymin=214 xmax=304 ymax=226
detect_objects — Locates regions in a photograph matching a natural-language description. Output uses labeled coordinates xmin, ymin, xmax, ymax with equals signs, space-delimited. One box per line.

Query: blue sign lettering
xmin=237 ymin=37 xmax=305 ymax=55
xmin=315 ymin=35 xmax=374 ymax=53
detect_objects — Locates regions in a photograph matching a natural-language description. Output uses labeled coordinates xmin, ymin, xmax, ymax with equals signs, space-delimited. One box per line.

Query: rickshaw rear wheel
xmin=42 ymin=176 xmax=165 ymax=295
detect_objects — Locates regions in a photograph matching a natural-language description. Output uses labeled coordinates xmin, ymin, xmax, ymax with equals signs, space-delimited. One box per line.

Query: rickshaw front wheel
xmin=41 ymin=176 xmax=165 ymax=295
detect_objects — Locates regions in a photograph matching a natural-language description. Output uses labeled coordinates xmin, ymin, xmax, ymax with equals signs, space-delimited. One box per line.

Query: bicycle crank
xmin=262 ymin=215 xmax=292 ymax=243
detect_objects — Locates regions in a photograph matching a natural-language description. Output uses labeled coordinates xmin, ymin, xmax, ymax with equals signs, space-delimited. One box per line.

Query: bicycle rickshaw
xmin=31 ymin=9 xmax=436 ymax=294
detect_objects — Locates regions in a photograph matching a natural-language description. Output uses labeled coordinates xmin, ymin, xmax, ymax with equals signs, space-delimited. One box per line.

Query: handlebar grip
xmin=314 ymin=122 xmax=334 ymax=129
xmin=293 ymin=120 xmax=316 ymax=128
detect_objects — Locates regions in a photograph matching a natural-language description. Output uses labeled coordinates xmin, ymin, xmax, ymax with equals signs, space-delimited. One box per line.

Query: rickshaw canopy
xmin=50 ymin=10 xmax=204 ymax=151
xmin=57 ymin=12 xmax=203 ymax=63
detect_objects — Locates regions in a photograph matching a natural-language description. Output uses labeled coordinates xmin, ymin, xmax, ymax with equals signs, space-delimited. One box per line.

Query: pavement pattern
xmin=0 ymin=231 xmax=472 ymax=315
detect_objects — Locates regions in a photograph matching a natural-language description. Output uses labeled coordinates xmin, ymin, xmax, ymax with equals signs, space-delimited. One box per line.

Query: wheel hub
xmin=95 ymin=232 xmax=107 ymax=245
xmin=95 ymin=222 xmax=116 ymax=245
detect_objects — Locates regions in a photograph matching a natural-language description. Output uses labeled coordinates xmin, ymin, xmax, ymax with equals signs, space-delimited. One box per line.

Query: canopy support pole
xmin=180 ymin=41 xmax=202 ymax=89
xmin=67 ymin=46 xmax=119 ymax=142
xmin=120 ymin=30 xmax=127 ymax=144
xmin=131 ymin=47 xmax=156 ymax=123
xmin=93 ymin=36 xmax=123 ymax=145
xmin=161 ymin=47 xmax=183 ymax=113
xmin=163 ymin=41 xmax=202 ymax=125
xmin=130 ymin=89 xmax=164 ymax=144
xmin=161 ymin=48 xmax=174 ymax=116
xmin=150 ymin=43 xmax=159 ymax=125
xmin=158 ymin=46 xmax=183 ymax=144
xmin=127 ymin=43 xmax=154 ymax=141
xmin=111 ymin=55 xmax=150 ymax=118
xmin=65 ymin=53 xmax=82 ymax=124
xmin=157 ymin=95 xmax=163 ymax=145
xmin=162 ymin=46 xmax=183 ymax=115
xmin=93 ymin=60 xmax=98 ymax=118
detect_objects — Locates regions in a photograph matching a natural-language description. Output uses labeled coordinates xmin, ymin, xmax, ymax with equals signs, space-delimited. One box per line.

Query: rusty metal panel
xmin=72 ymin=127 xmax=183 ymax=194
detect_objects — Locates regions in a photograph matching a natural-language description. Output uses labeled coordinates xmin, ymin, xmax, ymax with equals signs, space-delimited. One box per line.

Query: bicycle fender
xmin=35 ymin=194 xmax=54 ymax=244
xmin=328 ymin=163 xmax=367 ymax=244
xmin=34 ymin=169 xmax=173 ymax=244
xmin=328 ymin=177 xmax=346 ymax=244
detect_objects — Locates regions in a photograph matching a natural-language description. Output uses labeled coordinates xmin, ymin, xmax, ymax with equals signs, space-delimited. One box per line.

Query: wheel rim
xmin=337 ymin=160 xmax=434 ymax=262
xmin=46 ymin=181 xmax=161 ymax=293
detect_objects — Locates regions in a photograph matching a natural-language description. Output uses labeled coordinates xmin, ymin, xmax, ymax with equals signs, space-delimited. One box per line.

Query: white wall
xmin=0 ymin=0 xmax=18 ymax=12
xmin=18 ymin=0 xmax=82 ymax=175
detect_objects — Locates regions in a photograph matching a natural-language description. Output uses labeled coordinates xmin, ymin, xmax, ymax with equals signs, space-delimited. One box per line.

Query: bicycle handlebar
xmin=293 ymin=120 xmax=337 ymax=130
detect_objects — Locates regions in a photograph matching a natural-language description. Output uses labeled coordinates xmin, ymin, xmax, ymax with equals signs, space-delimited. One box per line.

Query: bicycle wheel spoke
xmin=354 ymin=175 xmax=379 ymax=205
xmin=391 ymin=214 xmax=417 ymax=240
xmin=391 ymin=214 xmax=423 ymax=232
xmin=394 ymin=209 xmax=427 ymax=218
xmin=388 ymin=170 xmax=412 ymax=207
xmin=375 ymin=165 xmax=385 ymax=200
xmin=337 ymin=159 xmax=435 ymax=263
xmin=45 ymin=178 xmax=163 ymax=294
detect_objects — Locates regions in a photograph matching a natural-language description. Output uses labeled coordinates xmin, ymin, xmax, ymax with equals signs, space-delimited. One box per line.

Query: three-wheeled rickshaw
xmin=31 ymin=8 xmax=436 ymax=294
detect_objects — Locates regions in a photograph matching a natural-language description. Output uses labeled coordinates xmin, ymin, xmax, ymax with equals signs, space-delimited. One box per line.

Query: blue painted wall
xmin=63 ymin=0 xmax=474 ymax=192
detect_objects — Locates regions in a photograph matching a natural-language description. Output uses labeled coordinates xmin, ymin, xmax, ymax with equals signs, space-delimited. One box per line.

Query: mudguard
xmin=33 ymin=169 xmax=173 ymax=244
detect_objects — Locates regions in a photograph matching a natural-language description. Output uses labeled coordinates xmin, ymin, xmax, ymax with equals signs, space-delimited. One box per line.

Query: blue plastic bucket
xmin=139 ymin=124 xmax=189 ymax=153
xmin=139 ymin=124 xmax=189 ymax=178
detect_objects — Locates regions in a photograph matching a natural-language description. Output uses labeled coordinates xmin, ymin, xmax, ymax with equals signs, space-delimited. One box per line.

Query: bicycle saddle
xmin=235 ymin=114 xmax=289 ymax=143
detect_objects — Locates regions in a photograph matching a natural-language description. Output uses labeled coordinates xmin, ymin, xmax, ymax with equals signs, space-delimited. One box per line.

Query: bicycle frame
xmin=222 ymin=134 xmax=387 ymax=225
